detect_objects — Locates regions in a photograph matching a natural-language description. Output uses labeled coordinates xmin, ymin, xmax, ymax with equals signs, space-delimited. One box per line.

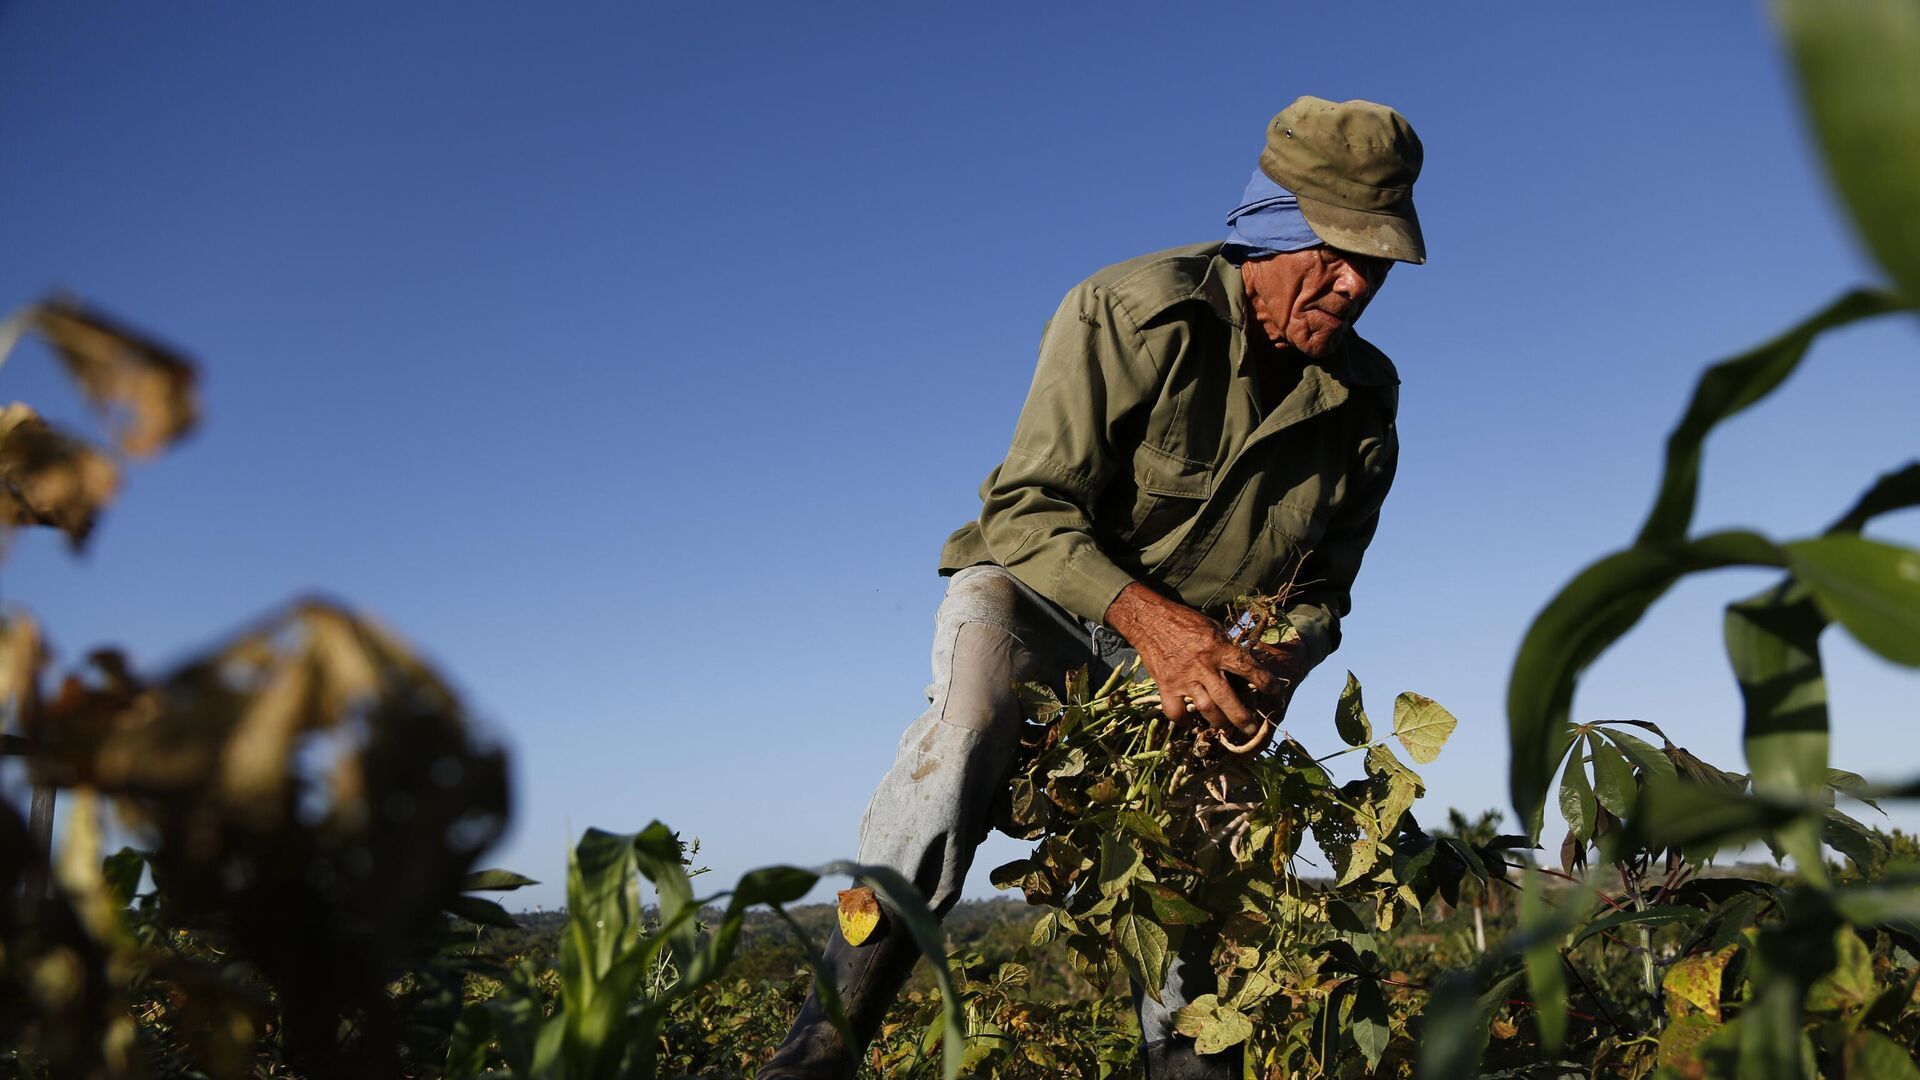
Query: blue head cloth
xmin=1224 ymin=167 xmax=1325 ymax=263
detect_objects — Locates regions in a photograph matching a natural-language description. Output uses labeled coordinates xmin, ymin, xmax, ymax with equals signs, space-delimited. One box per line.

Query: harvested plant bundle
xmin=988 ymin=596 xmax=1493 ymax=1065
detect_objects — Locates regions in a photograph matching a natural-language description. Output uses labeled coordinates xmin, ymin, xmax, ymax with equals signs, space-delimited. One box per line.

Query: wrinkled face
xmin=1240 ymin=247 xmax=1391 ymax=358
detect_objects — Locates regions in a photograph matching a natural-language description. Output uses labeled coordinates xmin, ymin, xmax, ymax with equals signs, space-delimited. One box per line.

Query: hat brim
xmin=1297 ymin=195 xmax=1427 ymax=265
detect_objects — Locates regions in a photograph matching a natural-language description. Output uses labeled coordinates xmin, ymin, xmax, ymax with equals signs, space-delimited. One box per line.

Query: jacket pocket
xmin=1126 ymin=443 xmax=1214 ymax=552
xmin=1135 ymin=442 xmax=1213 ymax=499
xmin=1258 ymin=499 xmax=1330 ymax=591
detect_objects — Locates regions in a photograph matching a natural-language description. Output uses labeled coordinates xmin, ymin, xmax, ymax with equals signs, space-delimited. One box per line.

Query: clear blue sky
xmin=3 ymin=4 xmax=1915 ymax=910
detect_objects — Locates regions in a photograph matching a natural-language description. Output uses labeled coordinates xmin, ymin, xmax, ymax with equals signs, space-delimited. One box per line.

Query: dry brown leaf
xmin=0 ymin=610 xmax=44 ymax=719
xmin=30 ymin=298 xmax=199 ymax=458
xmin=303 ymin=604 xmax=383 ymax=723
xmin=0 ymin=404 xmax=120 ymax=551
xmin=217 ymin=653 xmax=317 ymax=823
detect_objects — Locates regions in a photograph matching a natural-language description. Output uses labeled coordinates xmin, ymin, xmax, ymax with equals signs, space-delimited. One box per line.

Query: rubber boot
xmin=1143 ymin=1036 xmax=1242 ymax=1080
xmin=755 ymin=919 xmax=922 ymax=1080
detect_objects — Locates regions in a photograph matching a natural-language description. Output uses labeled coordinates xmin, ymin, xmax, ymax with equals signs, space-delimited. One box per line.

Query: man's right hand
xmin=1103 ymin=582 xmax=1273 ymax=736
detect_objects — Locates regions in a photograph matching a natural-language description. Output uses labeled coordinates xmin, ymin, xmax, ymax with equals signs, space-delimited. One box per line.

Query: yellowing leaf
xmin=1805 ymin=925 xmax=1875 ymax=1012
xmin=1337 ymin=837 xmax=1378 ymax=887
xmin=1656 ymin=1011 xmax=1719 ymax=1070
xmin=837 ymin=886 xmax=881 ymax=946
xmin=1172 ymin=993 xmax=1254 ymax=1054
xmin=1663 ymin=944 xmax=1737 ymax=1020
xmin=1392 ymin=692 xmax=1457 ymax=763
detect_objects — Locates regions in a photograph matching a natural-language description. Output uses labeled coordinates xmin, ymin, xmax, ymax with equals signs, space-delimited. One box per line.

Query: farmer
xmin=759 ymin=96 xmax=1425 ymax=1079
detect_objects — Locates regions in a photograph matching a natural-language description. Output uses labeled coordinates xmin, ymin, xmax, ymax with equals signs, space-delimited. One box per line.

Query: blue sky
xmin=2 ymin=3 xmax=1914 ymax=910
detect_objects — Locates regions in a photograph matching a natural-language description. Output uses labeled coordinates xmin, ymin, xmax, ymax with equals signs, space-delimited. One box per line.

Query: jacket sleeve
xmin=1282 ymin=414 xmax=1398 ymax=671
xmin=975 ymin=282 xmax=1164 ymax=624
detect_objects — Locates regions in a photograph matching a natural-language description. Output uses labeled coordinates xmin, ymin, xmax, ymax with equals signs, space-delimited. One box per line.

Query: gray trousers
xmin=854 ymin=565 xmax=1227 ymax=1061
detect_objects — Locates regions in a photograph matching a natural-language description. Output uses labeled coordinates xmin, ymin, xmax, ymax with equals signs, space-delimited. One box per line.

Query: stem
xmin=1621 ymin=864 xmax=1654 ymax=999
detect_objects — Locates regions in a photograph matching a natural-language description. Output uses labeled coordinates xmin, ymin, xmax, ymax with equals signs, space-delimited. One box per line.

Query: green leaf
xmin=768 ymin=903 xmax=855 ymax=1056
xmin=728 ymin=864 xmax=818 ymax=908
xmin=1351 ymin=977 xmax=1391 ymax=1068
xmin=460 ymin=867 xmax=539 ymax=892
xmin=1776 ymin=0 xmax=1920 ymax=302
xmin=1588 ymin=733 xmax=1636 ymax=818
xmin=1786 ymin=535 xmax=1920 ymax=666
xmin=1508 ymin=530 xmax=1788 ymax=833
xmin=557 ymin=827 xmax=647 ymax=1080
xmin=1336 ymin=671 xmax=1372 ymax=746
xmin=1636 ymin=289 xmax=1905 ymax=546
xmin=1522 ymin=865 xmax=1567 ymax=1053
xmin=564 ymin=827 xmax=641 ymax=983
xmin=1632 ymin=780 xmax=1804 ymax=856
xmin=1825 ymin=461 xmax=1920 ymax=535
xmin=1842 ymin=1030 xmax=1920 ymax=1080
xmin=1098 ymin=832 xmax=1146 ymax=898
xmin=1597 ymin=727 xmax=1679 ymax=788
xmin=1805 ymin=926 xmax=1874 ymax=1012
xmin=1823 ymin=808 xmax=1889 ymax=878
xmin=1112 ymin=908 xmax=1172 ymax=1002
xmin=1140 ymin=881 xmax=1211 ymax=926
xmin=1557 ymin=739 xmax=1596 ymax=845
xmin=1571 ymin=904 xmax=1703 ymax=947
xmin=1415 ymin=968 xmax=1526 ymax=1080
xmin=101 ymin=847 xmax=144 ymax=908
xmin=1725 ymin=580 xmax=1830 ymax=881
xmin=1832 ymin=877 xmax=1920 ymax=927
xmin=1826 ymin=768 xmax=1883 ymax=813
xmin=1172 ymin=993 xmax=1254 ymax=1055
xmin=446 ymin=895 xmax=516 ymax=929
xmin=816 ymin=860 xmax=964 ymax=1080
xmin=1392 ymin=692 xmax=1457 ymax=764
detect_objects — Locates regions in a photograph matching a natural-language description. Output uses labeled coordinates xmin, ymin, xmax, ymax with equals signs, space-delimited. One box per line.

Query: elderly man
xmin=760 ymin=96 xmax=1424 ymax=1079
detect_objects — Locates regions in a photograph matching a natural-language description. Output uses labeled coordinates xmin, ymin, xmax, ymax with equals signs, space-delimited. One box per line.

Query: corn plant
xmin=1456 ymin=6 xmax=1920 ymax=1077
xmin=445 ymin=824 xmax=967 ymax=1080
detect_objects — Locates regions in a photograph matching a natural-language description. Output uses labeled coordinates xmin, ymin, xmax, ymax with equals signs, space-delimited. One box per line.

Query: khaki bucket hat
xmin=1259 ymin=96 xmax=1426 ymax=264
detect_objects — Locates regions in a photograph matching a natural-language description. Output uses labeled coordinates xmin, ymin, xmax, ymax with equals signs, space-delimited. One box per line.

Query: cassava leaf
xmin=1558 ymin=738 xmax=1596 ymax=846
xmin=1508 ymin=530 xmax=1787 ymax=833
xmin=460 ymin=868 xmax=539 ymax=892
xmin=1571 ymin=905 xmax=1703 ymax=947
xmin=1588 ymin=732 xmax=1636 ymax=818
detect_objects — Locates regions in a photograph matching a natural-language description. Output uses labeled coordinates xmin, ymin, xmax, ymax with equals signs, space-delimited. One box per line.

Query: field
xmin=5 ymin=3 xmax=1920 ymax=1078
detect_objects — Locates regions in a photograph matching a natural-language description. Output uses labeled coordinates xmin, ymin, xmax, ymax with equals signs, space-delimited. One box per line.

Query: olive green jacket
xmin=938 ymin=241 xmax=1400 ymax=672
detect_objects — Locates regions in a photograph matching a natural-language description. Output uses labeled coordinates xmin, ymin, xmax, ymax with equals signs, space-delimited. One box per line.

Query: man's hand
xmin=1103 ymin=582 xmax=1274 ymax=736
xmin=1250 ymin=640 xmax=1308 ymax=715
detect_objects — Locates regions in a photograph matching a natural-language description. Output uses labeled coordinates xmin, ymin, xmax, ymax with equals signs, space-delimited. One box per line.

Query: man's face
xmin=1240 ymin=247 xmax=1391 ymax=358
